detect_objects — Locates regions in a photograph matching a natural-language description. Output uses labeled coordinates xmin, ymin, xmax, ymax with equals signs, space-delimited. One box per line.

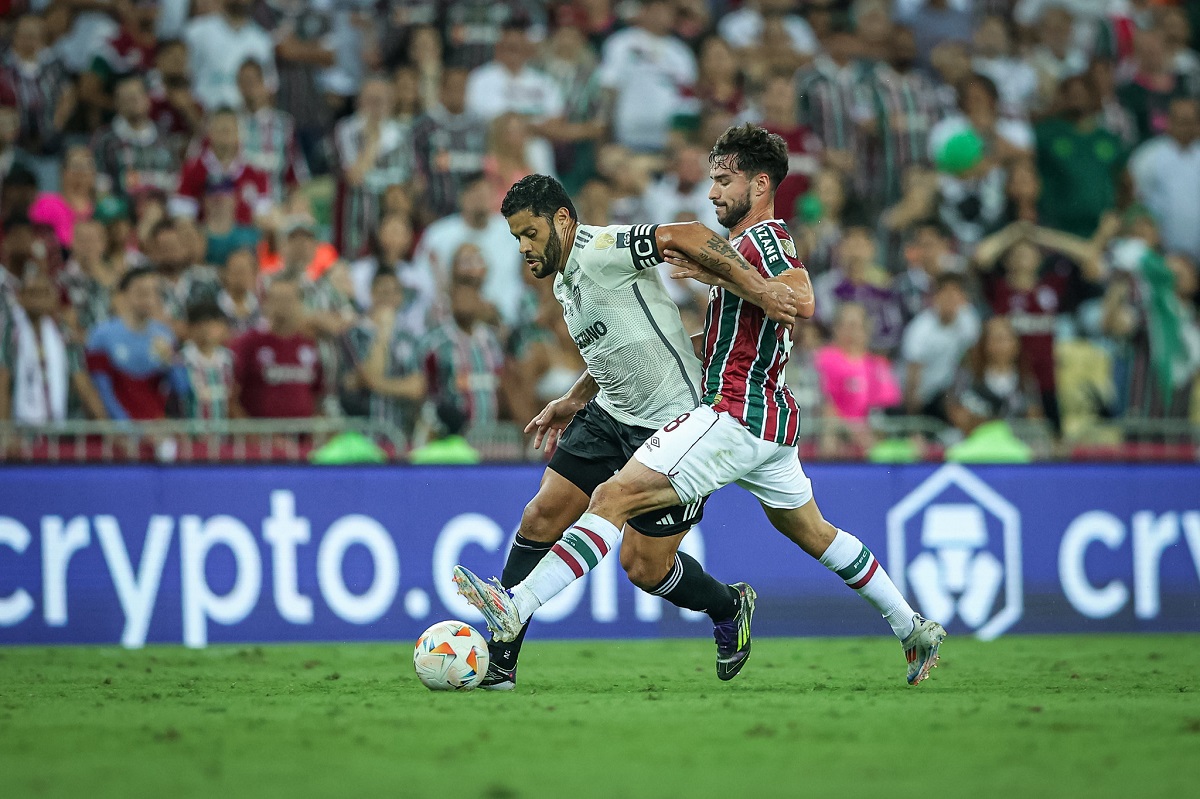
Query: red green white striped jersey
xmin=702 ymin=219 xmax=805 ymax=446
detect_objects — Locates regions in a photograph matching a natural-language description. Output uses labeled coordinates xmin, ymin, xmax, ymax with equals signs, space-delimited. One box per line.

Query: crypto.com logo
xmin=887 ymin=465 xmax=1023 ymax=640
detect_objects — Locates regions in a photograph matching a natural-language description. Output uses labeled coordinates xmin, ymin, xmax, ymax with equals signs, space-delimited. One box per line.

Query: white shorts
xmin=632 ymin=405 xmax=814 ymax=509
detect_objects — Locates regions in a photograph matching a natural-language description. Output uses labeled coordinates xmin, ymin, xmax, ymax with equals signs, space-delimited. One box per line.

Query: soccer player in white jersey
xmin=461 ymin=174 xmax=798 ymax=689
xmin=457 ymin=125 xmax=948 ymax=686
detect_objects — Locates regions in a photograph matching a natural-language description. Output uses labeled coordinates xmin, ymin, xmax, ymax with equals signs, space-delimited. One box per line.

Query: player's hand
xmin=662 ymin=249 xmax=721 ymax=287
xmin=524 ymin=396 xmax=585 ymax=454
xmin=756 ymin=281 xmax=797 ymax=328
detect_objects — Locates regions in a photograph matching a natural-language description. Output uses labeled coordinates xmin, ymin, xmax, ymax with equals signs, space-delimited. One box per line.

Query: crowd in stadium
xmin=0 ymin=0 xmax=1198 ymax=460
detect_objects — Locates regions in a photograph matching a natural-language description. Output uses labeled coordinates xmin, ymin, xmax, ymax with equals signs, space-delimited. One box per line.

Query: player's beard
xmin=715 ymin=190 xmax=752 ymax=230
xmin=531 ymin=222 xmax=563 ymax=279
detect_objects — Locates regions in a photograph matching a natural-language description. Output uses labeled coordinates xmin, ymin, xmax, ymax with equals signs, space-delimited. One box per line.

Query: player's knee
xmin=519 ymin=497 xmax=564 ymax=544
xmin=588 ymin=478 xmax=630 ymax=519
xmin=620 ymin=546 xmax=671 ymax=591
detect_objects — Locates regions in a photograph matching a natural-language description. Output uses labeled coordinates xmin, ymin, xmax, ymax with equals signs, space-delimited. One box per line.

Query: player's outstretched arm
xmin=525 ymin=371 xmax=599 ymax=453
xmin=654 ymin=222 xmax=796 ymax=326
xmin=663 ymin=248 xmax=816 ymax=320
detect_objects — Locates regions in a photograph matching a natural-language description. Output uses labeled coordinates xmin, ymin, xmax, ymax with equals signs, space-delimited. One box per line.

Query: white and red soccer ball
xmin=413 ymin=620 xmax=490 ymax=691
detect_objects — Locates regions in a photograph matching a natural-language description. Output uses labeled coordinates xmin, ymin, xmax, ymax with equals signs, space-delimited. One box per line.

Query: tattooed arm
xmin=655 ymin=222 xmax=797 ymax=325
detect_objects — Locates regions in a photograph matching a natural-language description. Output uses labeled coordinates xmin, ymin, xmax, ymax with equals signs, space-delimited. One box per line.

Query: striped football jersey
xmin=702 ymin=219 xmax=805 ymax=445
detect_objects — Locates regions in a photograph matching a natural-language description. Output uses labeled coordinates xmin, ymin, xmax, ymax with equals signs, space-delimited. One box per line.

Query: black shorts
xmin=548 ymin=399 xmax=706 ymax=537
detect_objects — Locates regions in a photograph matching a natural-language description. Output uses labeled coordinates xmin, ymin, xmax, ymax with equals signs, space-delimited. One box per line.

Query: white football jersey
xmin=554 ymin=223 xmax=703 ymax=429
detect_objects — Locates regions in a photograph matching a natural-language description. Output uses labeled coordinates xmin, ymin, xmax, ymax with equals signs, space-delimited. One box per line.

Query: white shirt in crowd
xmin=184 ymin=14 xmax=278 ymax=110
xmin=598 ymin=27 xmax=697 ymax=153
xmin=411 ymin=213 xmax=525 ymax=326
xmin=465 ymin=61 xmax=564 ymax=176
xmin=972 ymin=57 xmax=1040 ymax=118
xmin=900 ymin=306 xmax=981 ymax=406
xmin=718 ymin=8 xmax=817 ymax=55
xmin=1129 ymin=136 xmax=1200 ymax=262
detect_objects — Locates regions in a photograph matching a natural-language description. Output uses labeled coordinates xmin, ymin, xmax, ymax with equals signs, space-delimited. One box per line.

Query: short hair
xmin=501 ymin=174 xmax=579 ymax=222
xmin=237 ymin=59 xmax=264 ymax=79
xmin=114 ymin=73 xmax=147 ymax=93
xmin=371 ymin=268 xmax=401 ymax=287
xmin=209 ymin=106 xmax=238 ymax=123
xmin=157 ymin=38 xmax=185 ymax=53
xmin=149 ymin=219 xmax=178 ymax=241
xmin=224 ymin=246 xmax=257 ymax=268
xmin=186 ymin=300 xmax=225 ymax=325
xmin=709 ymin=124 xmax=790 ymax=191
xmin=958 ymin=73 xmax=1000 ymax=106
xmin=2 ymin=212 xmax=33 ymax=232
xmin=2 ymin=165 xmax=38 ymax=190
xmin=119 ymin=265 xmax=158 ymax=292
xmin=933 ymin=272 xmax=968 ymax=293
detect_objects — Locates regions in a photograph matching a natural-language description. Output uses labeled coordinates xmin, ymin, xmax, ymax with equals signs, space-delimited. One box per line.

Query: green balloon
xmin=935 ymin=129 xmax=985 ymax=175
xmin=309 ymin=431 xmax=387 ymax=465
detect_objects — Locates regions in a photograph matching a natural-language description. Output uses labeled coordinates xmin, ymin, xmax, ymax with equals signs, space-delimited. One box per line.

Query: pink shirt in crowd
xmin=814 ymin=345 xmax=902 ymax=421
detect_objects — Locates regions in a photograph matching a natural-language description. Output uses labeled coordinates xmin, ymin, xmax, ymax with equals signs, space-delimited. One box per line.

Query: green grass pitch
xmin=2 ymin=634 xmax=1197 ymax=799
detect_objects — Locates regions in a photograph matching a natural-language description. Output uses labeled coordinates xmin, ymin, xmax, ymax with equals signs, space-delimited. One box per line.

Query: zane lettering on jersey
xmin=573 ymin=321 xmax=608 ymax=349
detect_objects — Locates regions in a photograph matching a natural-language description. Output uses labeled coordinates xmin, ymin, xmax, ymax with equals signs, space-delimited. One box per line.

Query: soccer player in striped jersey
xmin=457 ymin=125 xmax=947 ymax=686
xmin=454 ymin=174 xmax=798 ymax=689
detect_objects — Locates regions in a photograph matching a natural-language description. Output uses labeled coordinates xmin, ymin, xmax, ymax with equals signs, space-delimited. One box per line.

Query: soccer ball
xmin=413 ymin=620 xmax=490 ymax=691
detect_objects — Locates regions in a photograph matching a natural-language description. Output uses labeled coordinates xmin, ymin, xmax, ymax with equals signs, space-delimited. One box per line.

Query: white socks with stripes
xmin=509 ymin=513 xmax=621 ymax=623
xmin=819 ymin=529 xmax=916 ymax=640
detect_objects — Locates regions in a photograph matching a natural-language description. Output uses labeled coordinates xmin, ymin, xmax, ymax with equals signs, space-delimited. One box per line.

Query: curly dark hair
xmin=709 ymin=123 xmax=789 ymax=190
xmin=500 ymin=174 xmax=578 ymax=222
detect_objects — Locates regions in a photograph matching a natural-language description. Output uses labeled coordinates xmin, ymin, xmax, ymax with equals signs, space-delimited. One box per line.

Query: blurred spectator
xmin=392 ymin=65 xmax=425 ymax=126
xmin=343 ymin=269 xmax=426 ymax=433
xmin=170 ymin=300 xmax=241 ymax=420
xmin=202 ymin=177 xmax=260 ymax=267
xmin=535 ymin=11 xmax=607 ymax=194
xmin=77 ymin=0 xmax=160 ymax=128
xmin=93 ymin=194 xmax=142 ymax=274
xmin=598 ymin=0 xmax=697 ymax=153
xmin=232 ymin=274 xmax=322 ymax=418
xmin=971 ymin=15 xmax=1039 ymax=118
xmin=412 ymin=175 xmax=523 ymax=324
xmin=185 ymin=0 xmax=278 ymax=111
xmin=236 ymin=59 xmax=308 ymax=205
xmin=29 ymin=145 xmax=97 ymax=249
xmin=0 ymin=214 xmax=44 ymax=310
xmin=377 ymin=9 xmax=440 ymax=72
xmin=0 ymin=105 xmax=32 ymax=189
xmin=719 ymin=0 xmax=817 ymax=58
xmin=900 ymin=0 xmax=974 ymax=69
xmin=464 ymin=21 xmax=564 ymax=177
xmin=405 ymin=25 xmax=444 ymax=111
xmin=929 ymin=40 xmax=973 ymax=115
xmin=899 ymin=272 xmax=980 ymax=420
xmin=814 ymin=226 xmax=904 ymax=354
xmin=145 ymin=38 xmax=204 ymax=153
xmin=60 ymin=218 xmax=119 ymax=339
xmin=597 ymin=143 xmax=655 ymax=226
xmin=753 ymin=72 xmax=821 ymax=224
xmin=331 ymin=74 xmax=414 ymax=258
xmin=795 ymin=18 xmax=867 ymax=190
xmin=149 ymin=218 xmax=220 ymax=327
xmin=680 ymin=35 xmax=745 ymax=136
xmin=349 ymin=213 xmax=432 ymax=335
xmin=443 ymin=0 xmax=547 ymax=71
xmin=1157 ymin=5 xmax=1200 ymax=90
xmin=794 ymin=168 xmax=858 ymax=276
xmin=410 ymin=67 xmax=488 ymax=220
xmin=1102 ymin=236 xmax=1200 ymax=420
xmin=0 ymin=12 xmax=76 ymax=192
xmin=975 ymin=222 xmax=1104 ymax=426
xmin=894 ymin=221 xmax=964 ymax=323
xmin=1117 ymin=27 xmax=1192 ymax=144
xmin=269 ymin=214 xmax=338 ymax=280
xmin=1088 ymin=58 xmax=1139 ymax=149
xmin=251 ymin=0 xmax=336 ymax=173
xmin=86 ymin=266 xmax=176 ymax=421
xmin=420 ymin=245 xmax=505 ymax=428
xmin=1129 ymin=97 xmax=1200 ymax=262
xmin=1034 ymin=75 xmax=1127 ymax=238
xmin=484 ymin=112 xmax=536 ymax=210
xmin=947 ymin=315 xmax=1043 ymax=436
xmin=216 ymin=247 xmax=261 ymax=336
xmin=92 ymin=75 xmax=180 ymax=198
xmin=174 ymin=108 xmax=272 ymax=224
xmin=1027 ymin=6 xmax=1089 ymax=110
xmin=1 ymin=268 xmax=106 ymax=424
xmin=859 ymin=24 xmax=943 ymax=207
xmin=815 ymin=302 xmax=901 ymax=423
xmin=409 ymin=400 xmax=482 ymax=464
xmin=928 ymin=73 xmax=1032 ymax=247
xmin=643 ymin=144 xmax=721 ymax=232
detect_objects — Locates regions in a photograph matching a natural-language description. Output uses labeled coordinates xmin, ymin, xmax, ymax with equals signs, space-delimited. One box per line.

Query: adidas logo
xmin=656 ymin=514 xmax=676 ymax=526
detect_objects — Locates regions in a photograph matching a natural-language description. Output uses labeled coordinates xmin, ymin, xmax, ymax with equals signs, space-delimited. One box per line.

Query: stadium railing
xmin=1 ymin=416 xmax=1195 ymax=463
